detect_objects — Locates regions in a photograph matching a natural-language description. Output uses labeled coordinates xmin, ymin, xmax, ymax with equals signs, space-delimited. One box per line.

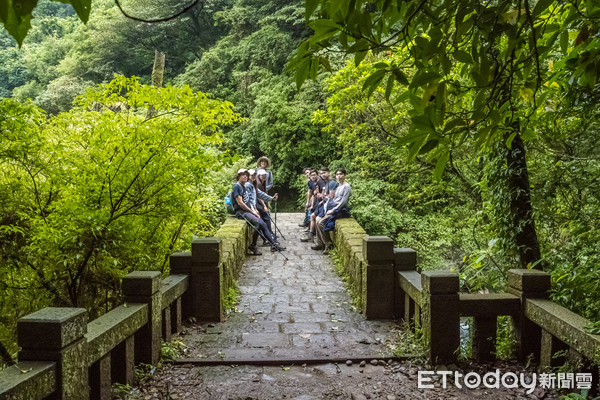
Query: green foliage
xmin=391 ymin=322 xmax=427 ymax=360
xmin=560 ymin=390 xmax=600 ymax=400
xmin=0 ymin=0 xmax=90 ymax=46
xmin=161 ymin=338 xmax=186 ymax=361
xmin=496 ymin=316 xmax=517 ymax=360
xmin=223 ymin=284 xmax=241 ymax=314
xmin=0 ymin=76 xmax=241 ymax=351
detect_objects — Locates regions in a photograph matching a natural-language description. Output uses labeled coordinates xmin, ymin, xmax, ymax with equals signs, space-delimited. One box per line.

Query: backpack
xmin=225 ymin=183 xmax=243 ymax=215
xmin=225 ymin=191 xmax=235 ymax=215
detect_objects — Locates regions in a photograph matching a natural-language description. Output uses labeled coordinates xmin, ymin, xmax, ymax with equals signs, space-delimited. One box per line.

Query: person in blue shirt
xmin=232 ymin=169 xmax=283 ymax=255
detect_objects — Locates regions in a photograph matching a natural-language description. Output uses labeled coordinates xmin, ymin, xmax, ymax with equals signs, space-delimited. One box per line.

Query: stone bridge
xmin=1 ymin=213 xmax=599 ymax=399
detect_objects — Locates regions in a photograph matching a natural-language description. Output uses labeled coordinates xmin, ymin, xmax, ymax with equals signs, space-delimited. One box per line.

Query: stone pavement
xmin=179 ymin=213 xmax=400 ymax=362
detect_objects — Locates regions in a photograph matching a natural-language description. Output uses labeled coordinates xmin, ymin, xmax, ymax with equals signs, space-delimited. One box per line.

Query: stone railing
xmin=332 ymin=218 xmax=397 ymax=319
xmin=169 ymin=217 xmax=250 ymax=321
xmin=0 ymin=271 xmax=188 ymax=400
xmin=0 ymin=217 xmax=251 ymax=399
xmin=395 ymin=250 xmax=600 ymax=375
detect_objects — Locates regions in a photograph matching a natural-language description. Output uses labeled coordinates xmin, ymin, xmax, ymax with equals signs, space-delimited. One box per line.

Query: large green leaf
xmin=433 ymin=150 xmax=450 ymax=180
xmin=362 ymin=69 xmax=386 ymax=97
xmin=305 ymin=0 xmax=320 ymax=21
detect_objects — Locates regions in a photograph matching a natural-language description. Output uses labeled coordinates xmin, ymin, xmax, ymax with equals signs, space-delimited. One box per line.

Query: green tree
xmin=291 ymin=0 xmax=600 ymax=269
xmin=0 ymin=76 xmax=240 ymax=353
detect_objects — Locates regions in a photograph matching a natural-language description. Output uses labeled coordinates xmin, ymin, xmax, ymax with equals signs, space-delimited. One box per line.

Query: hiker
xmin=298 ymin=167 xmax=312 ymax=227
xmin=247 ymin=169 xmax=284 ymax=249
xmin=257 ymin=156 xmax=273 ymax=193
xmin=300 ymin=169 xmax=323 ymax=243
xmin=312 ymin=168 xmax=351 ymax=255
xmin=232 ymin=169 xmax=283 ymax=255
xmin=302 ymin=167 xmax=336 ymax=243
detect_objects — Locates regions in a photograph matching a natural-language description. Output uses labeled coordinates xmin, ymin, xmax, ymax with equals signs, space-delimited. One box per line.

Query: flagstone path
xmin=179 ymin=212 xmax=399 ymax=362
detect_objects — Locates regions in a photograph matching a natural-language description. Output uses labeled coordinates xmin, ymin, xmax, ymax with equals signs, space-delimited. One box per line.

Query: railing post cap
xmin=192 ymin=237 xmax=222 ymax=263
xmin=508 ymin=269 xmax=551 ymax=292
xmin=394 ymin=248 xmax=417 ymax=270
xmin=18 ymin=307 xmax=87 ymax=349
xmin=363 ymin=236 xmax=394 ymax=262
xmin=122 ymin=271 xmax=162 ymax=296
xmin=422 ymin=270 xmax=460 ymax=294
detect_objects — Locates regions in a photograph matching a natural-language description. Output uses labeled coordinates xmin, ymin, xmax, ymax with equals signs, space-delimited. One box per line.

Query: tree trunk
xmin=147 ymin=50 xmax=165 ymax=119
xmin=505 ymin=130 xmax=543 ymax=269
xmin=151 ymin=50 xmax=165 ymax=88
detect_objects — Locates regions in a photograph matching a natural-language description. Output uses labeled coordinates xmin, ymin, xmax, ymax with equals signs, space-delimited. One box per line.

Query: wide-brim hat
xmin=257 ymin=156 xmax=271 ymax=168
xmin=236 ymin=168 xmax=249 ymax=180
xmin=256 ymin=168 xmax=267 ymax=176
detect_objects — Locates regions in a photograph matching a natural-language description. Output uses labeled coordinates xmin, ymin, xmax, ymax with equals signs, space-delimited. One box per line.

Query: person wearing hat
xmin=233 ymin=169 xmax=283 ymax=255
xmin=246 ymin=169 xmax=283 ymax=249
xmin=257 ymin=156 xmax=273 ymax=193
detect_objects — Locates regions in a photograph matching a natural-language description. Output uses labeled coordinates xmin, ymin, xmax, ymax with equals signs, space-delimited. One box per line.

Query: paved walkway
xmin=179 ymin=213 xmax=400 ymax=362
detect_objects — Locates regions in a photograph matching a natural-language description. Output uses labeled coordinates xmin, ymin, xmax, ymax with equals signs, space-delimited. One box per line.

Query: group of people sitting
xmin=230 ymin=156 xmax=351 ymax=257
xmin=230 ymin=156 xmax=283 ymax=255
xmin=298 ymin=166 xmax=351 ymax=255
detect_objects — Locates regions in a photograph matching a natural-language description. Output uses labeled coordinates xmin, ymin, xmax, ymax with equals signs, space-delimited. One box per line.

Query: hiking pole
xmin=242 ymin=215 xmax=288 ymax=261
xmin=268 ymin=213 xmax=286 ymax=241
xmin=274 ymin=200 xmax=277 ymax=236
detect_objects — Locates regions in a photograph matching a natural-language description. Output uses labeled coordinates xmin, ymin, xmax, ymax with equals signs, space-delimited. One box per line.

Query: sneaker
xmin=300 ymin=233 xmax=311 ymax=242
xmin=298 ymin=222 xmax=306 ymax=227
xmin=248 ymin=245 xmax=262 ymax=255
xmin=311 ymin=244 xmax=324 ymax=251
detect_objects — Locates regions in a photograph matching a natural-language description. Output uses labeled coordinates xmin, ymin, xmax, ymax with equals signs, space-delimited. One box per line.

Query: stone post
xmin=162 ymin=307 xmax=172 ymax=341
xmin=170 ymin=238 xmax=222 ymax=322
xmin=394 ymin=248 xmax=417 ymax=321
xmin=472 ymin=317 xmax=497 ymax=362
xmin=123 ymin=271 xmax=162 ymax=365
xmin=111 ymin=335 xmax=134 ymax=386
xmin=362 ymin=236 xmax=395 ymax=319
xmin=422 ymin=271 xmax=460 ymax=364
xmin=170 ymin=252 xmax=192 ymax=318
xmin=192 ymin=238 xmax=223 ymax=321
xmin=89 ymin=354 xmax=111 ymax=400
xmin=170 ymin=297 xmax=182 ymax=334
xmin=507 ymin=269 xmax=550 ymax=362
xmin=17 ymin=307 xmax=89 ymax=400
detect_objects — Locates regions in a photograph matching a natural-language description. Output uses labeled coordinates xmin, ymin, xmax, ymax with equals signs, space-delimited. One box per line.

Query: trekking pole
xmin=242 ymin=215 xmax=288 ymax=261
xmin=268 ymin=214 xmax=286 ymax=241
xmin=274 ymin=200 xmax=278 ymax=235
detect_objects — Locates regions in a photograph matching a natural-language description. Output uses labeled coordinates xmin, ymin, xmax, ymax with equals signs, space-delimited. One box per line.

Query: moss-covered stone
xmin=86 ymin=304 xmax=147 ymax=365
xmin=0 ymin=361 xmax=56 ymax=400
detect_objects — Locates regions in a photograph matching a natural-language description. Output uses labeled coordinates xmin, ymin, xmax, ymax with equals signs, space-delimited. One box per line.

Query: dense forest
xmin=1 ymin=0 xmax=600 ymax=361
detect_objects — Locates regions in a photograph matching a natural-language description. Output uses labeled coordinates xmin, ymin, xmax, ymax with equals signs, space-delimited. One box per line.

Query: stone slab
xmin=18 ymin=307 xmax=88 ymax=350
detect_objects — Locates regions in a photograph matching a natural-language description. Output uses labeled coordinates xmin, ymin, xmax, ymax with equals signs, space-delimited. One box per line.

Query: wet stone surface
xmin=130 ymin=213 xmax=561 ymax=399
xmin=179 ymin=213 xmax=400 ymax=362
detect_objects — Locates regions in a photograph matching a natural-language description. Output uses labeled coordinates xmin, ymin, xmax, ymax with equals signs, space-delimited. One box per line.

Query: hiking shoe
xmin=300 ymin=233 xmax=312 ymax=242
xmin=248 ymin=245 xmax=262 ymax=255
xmin=271 ymin=243 xmax=285 ymax=252
xmin=323 ymin=245 xmax=332 ymax=255
xmin=260 ymin=240 xmax=270 ymax=247
xmin=311 ymin=244 xmax=324 ymax=251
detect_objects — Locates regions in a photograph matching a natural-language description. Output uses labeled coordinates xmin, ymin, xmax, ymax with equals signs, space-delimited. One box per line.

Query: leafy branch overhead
xmin=0 ymin=0 xmax=91 ymax=46
xmin=290 ymin=0 xmax=600 ymax=179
